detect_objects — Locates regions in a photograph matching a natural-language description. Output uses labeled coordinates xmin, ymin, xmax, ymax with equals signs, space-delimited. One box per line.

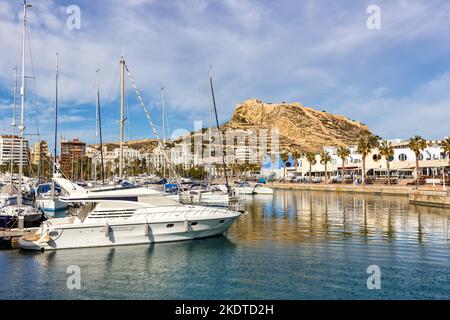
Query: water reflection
xmin=1 ymin=190 xmax=449 ymax=300
xmin=230 ymin=190 xmax=450 ymax=244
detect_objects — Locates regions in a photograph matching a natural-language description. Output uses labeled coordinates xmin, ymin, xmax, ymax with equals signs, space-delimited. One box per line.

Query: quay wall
xmin=268 ymin=183 xmax=412 ymax=196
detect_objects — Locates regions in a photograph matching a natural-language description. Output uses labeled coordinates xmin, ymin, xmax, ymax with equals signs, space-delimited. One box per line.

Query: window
xmin=190 ymin=222 xmax=198 ymax=226
xmin=219 ymin=220 xmax=225 ymax=224
xmin=166 ymin=223 xmax=174 ymax=228
xmin=372 ymin=154 xmax=381 ymax=161
xmin=398 ymin=154 xmax=407 ymax=161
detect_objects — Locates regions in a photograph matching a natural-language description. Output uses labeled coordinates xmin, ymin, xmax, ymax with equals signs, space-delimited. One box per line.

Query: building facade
xmin=60 ymin=138 xmax=86 ymax=176
xmin=31 ymin=140 xmax=49 ymax=165
xmin=0 ymin=135 xmax=29 ymax=166
xmin=295 ymin=138 xmax=449 ymax=183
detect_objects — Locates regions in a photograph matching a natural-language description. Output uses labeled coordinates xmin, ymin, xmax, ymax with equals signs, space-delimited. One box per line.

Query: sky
xmin=0 ymin=0 xmax=450 ymax=152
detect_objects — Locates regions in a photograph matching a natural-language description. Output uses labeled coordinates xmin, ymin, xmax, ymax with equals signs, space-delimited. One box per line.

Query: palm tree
xmin=280 ymin=152 xmax=289 ymax=182
xmin=379 ymin=140 xmax=394 ymax=186
xmin=408 ymin=135 xmax=427 ymax=187
xmin=357 ymin=138 xmax=371 ymax=184
xmin=336 ymin=146 xmax=350 ymax=182
xmin=320 ymin=150 xmax=332 ymax=183
xmin=441 ymin=137 xmax=450 ymax=162
xmin=305 ymin=152 xmax=316 ymax=183
xmin=292 ymin=150 xmax=301 ymax=176
xmin=356 ymin=135 xmax=379 ymax=184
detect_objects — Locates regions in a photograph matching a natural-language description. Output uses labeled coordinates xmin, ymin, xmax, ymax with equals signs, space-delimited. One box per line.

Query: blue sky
xmin=1 ymin=0 xmax=450 ymax=152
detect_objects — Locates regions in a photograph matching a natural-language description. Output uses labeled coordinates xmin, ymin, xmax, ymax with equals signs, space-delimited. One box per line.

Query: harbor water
xmin=0 ymin=189 xmax=449 ymax=299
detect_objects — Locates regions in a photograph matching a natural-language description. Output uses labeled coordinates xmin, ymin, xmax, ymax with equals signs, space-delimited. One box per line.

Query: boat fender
xmin=184 ymin=220 xmax=189 ymax=232
xmin=104 ymin=223 xmax=110 ymax=237
xmin=144 ymin=224 xmax=149 ymax=236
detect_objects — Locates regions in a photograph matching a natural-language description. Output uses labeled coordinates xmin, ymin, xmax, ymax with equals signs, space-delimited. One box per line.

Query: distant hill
xmin=223 ymin=99 xmax=373 ymax=153
xmin=93 ymin=100 xmax=373 ymax=154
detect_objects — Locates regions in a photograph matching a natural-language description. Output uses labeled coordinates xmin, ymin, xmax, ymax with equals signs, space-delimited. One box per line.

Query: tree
xmin=441 ymin=137 xmax=450 ymax=162
xmin=379 ymin=140 xmax=394 ymax=186
xmin=356 ymin=135 xmax=379 ymax=184
xmin=280 ymin=152 xmax=289 ymax=182
xmin=336 ymin=146 xmax=350 ymax=182
xmin=305 ymin=152 xmax=317 ymax=183
xmin=292 ymin=150 xmax=301 ymax=176
xmin=408 ymin=135 xmax=427 ymax=187
xmin=320 ymin=150 xmax=332 ymax=184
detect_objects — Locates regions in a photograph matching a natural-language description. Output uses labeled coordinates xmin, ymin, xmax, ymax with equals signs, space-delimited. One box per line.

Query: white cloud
xmin=0 ymin=0 xmax=449 ymax=149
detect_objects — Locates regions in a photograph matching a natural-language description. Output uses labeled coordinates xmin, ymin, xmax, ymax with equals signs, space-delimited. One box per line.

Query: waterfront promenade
xmin=268 ymin=182 xmax=450 ymax=208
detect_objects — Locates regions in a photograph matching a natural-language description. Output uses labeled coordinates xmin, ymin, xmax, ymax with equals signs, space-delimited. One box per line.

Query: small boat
xmin=0 ymin=195 xmax=43 ymax=229
xmin=234 ymin=181 xmax=255 ymax=195
xmin=35 ymin=182 xmax=68 ymax=215
xmin=19 ymin=176 xmax=241 ymax=251
xmin=167 ymin=183 xmax=231 ymax=207
xmin=253 ymin=183 xmax=273 ymax=195
xmin=35 ymin=193 xmax=68 ymax=213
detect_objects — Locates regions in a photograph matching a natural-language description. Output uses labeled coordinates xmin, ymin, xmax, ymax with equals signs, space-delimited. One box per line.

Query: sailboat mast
xmin=119 ymin=56 xmax=125 ymax=179
xmin=208 ymin=67 xmax=229 ymax=190
xmin=10 ymin=66 xmax=17 ymax=190
xmin=96 ymin=69 xmax=105 ymax=184
xmin=161 ymin=86 xmax=166 ymax=178
xmin=18 ymin=1 xmax=31 ymax=210
xmin=207 ymin=74 xmax=213 ymax=186
xmin=52 ymin=52 xmax=58 ymax=196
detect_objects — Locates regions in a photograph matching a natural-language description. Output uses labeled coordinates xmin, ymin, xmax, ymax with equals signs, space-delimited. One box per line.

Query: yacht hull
xmin=19 ymin=215 xmax=238 ymax=251
xmin=36 ymin=198 xmax=68 ymax=214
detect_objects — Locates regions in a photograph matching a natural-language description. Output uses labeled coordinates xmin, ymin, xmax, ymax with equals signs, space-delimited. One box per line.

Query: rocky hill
xmin=223 ymin=99 xmax=372 ymax=153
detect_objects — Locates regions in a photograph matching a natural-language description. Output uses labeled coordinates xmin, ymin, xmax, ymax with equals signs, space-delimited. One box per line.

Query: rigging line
xmin=123 ymin=63 xmax=177 ymax=178
xmin=25 ymin=17 xmax=40 ymax=139
xmin=164 ymin=95 xmax=171 ymax=142
xmin=124 ymin=84 xmax=133 ymax=142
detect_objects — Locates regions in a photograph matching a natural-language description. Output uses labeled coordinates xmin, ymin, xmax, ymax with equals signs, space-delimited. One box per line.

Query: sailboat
xmin=19 ymin=57 xmax=241 ymax=250
xmin=36 ymin=52 xmax=68 ymax=214
xmin=0 ymin=1 xmax=43 ymax=228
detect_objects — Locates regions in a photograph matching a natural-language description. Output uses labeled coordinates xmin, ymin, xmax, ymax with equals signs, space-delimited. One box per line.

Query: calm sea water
xmin=0 ymin=190 xmax=449 ymax=300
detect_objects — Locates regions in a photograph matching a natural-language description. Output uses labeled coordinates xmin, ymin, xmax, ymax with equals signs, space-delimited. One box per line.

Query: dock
xmin=268 ymin=183 xmax=450 ymax=209
xmin=268 ymin=183 xmax=413 ymax=196
xmin=0 ymin=228 xmax=38 ymax=249
xmin=409 ymin=190 xmax=450 ymax=208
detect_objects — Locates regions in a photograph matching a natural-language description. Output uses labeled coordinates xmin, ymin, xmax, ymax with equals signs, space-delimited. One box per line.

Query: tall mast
xmin=207 ymin=71 xmax=213 ymax=186
xmin=208 ymin=66 xmax=229 ymax=190
xmin=119 ymin=56 xmax=125 ymax=179
xmin=52 ymin=52 xmax=58 ymax=197
xmin=96 ymin=69 xmax=105 ymax=184
xmin=10 ymin=66 xmax=18 ymax=191
xmin=161 ymin=86 xmax=166 ymax=178
xmin=18 ymin=1 xmax=31 ymax=210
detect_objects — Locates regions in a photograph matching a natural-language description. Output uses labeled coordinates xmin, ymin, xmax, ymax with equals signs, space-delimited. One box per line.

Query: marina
xmin=0 ymin=189 xmax=448 ymax=299
xmin=0 ymin=0 xmax=449 ymax=305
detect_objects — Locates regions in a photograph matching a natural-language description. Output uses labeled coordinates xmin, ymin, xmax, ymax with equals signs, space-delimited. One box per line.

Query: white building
xmin=296 ymin=138 xmax=449 ymax=182
xmin=0 ymin=135 xmax=29 ymax=166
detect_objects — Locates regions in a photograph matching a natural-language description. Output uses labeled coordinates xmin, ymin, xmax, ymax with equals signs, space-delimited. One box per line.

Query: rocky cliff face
xmin=223 ymin=99 xmax=372 ymax=153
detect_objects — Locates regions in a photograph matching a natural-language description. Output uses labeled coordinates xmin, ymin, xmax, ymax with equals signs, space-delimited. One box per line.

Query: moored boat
xmin=19 ymin=177 xmax=241 ymax=250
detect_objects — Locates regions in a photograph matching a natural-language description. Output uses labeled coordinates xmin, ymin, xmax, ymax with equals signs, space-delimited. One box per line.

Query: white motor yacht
xmin=233 ymin=181 xmax=255 ymax=195
xmin=253 ymin=183 xmax=273 ymax=195
xmin=19 ymin=177 xmax=241 ymax=251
